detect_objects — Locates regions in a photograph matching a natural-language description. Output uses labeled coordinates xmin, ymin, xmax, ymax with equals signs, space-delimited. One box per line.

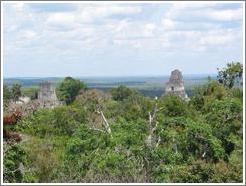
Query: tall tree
xmin=111 ymin=85 xmax=138 ymax=101
xmin=56 ymin=77 xmax=87 ymax=104
xmin=217 ymin=62 xmax=243 ymax=88
xmin=3 ymin=84 xmax=11 ymax=109
xmin=3 ymin=84 xmax=11 ymax=101
xmin=11 ymin=83 xmax=22 ymax=102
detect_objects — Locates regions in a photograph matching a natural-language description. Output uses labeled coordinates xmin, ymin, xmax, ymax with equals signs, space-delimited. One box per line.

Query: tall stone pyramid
xmin=38 ymin=81 xmax=61 ymax=108
xmin=165 ymin=69 xmax=189 ymax=100
xmin=38 ymin=81 xmax=58 ymax=101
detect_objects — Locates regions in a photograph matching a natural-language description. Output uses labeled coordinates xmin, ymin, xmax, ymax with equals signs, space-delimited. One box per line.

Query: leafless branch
xmin=155 ymin=129 xmax=163 ymax=148
xmin=146 ymin=98 xmax=160 ymax=148
xmin=96 ymin=108 xmax=112 ymax=137
xmin=172 ymin=137 xmax=178 ymax=153
xmin=89 ymin=127 xmax=105 ymax=133
xmin=99 ymin=110 xmax=112 ymax=135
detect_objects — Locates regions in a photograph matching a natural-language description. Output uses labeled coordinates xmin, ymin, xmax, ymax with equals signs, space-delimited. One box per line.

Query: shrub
xmin=111 ymin=85 xmax=139 ymax=101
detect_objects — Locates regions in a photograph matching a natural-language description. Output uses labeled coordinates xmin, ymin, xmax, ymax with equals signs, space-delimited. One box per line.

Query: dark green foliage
xmin=22 ymin=87 xmax=39 ymax=100
xmin=111 ymin=85 xmax=139 ymax=101
xmin=185 ymin=121 xmax=225 ymax=162
xmin=11 ymin=83 xmax=22 ymax=101
xmin=17 ymin=105 xmax=87 ymax=137
xmin=3 ymin=69 xmax=243 ymax=183
xmin=155 ymin=117 xmax=224 ymax=163
xmin=112 ymin=117 xmax=148 ymax=148
xmin=3 ymin=84 xmax=11 ymax=108
xmin=4 ymin=144 xmax=28 ymax=183
xmin=190 ymin=95 xmax=205 ymax=110
xmin=229 ymin=87 xmax=243 ymax=101
xmin=193 ymin=80 xmax=227 ymax=99
xmin=3 ymin=84 xmax=11 ymax=101
xmin=74 ymin=89 xmax=110 ymax=112
xmin=204 ymin=98 xmax=242 ymax=159
xmin=217 ymin=62 xmax=243 ymax=88
xmin=161 ymin=95 xmax=188 ymax=117
xmin=15 ymin=109 xmax=55 ymax=137
xmin=190 ymin=80 xmax=228 ymax=114
xmin=56 ymin=77 xmax=87 ymax=104
xmin=53 ymin=106 xmax=87 ymax=135
xmin=204 ymin=98 xmax=242 ymax=134
xmin=116 ymin=94 xmax=154 ymax=121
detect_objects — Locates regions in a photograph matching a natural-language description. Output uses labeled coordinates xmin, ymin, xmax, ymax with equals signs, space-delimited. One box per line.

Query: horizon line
xmin=3 ymin=73 xmax=217 ymax=79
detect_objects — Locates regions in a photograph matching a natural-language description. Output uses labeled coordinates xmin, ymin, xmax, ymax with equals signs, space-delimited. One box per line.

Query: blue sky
xmin=2 ymin=2 xmax=244 ymax=77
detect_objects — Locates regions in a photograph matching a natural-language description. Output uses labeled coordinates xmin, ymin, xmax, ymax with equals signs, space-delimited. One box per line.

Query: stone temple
xmin=38 ymin=81 xmax=61 ymax=108
xmin=165 ymin=69 xmax=189 ymax=100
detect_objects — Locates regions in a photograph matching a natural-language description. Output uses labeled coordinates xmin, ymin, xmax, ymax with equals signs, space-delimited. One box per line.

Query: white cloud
xmin=44 ymin=4 xmax=142 ymax=32
xmin=166 ymin=2 xmax=217 ymax=19
xmin=166 ymin=2 xmax=243 ymax=22
xmin=200 ymin=35 xmax=230 ymax=45
xmin=199 ymin=29 xmax=238 ymax=45
xmin=12 ymin=3 xmax=25 ymax=11
xmin=3 ymin=2 xmax=244 ymax=77
xmin=113 ymin=39 xmax=142 ymax=48
xmin=209 ymin=9 xmax=243 ymax=21
xmin=143 ymin=23 xmax=156 ymax=37
xmin=159 ymin=2 xmax=243 ymax=53
xmin=162 ymin=19 xmax=175 ymax=30
xmin=112 ymin=21 xmax=142 ymax=39
xmin=21 ymin=30 xmax=37 ymax=39
xmin=47 ymin=13 xmax=75 ymax=25
xmin=171 ymin=2 xmax=217 ymax=10
xmin=113 ymin=19 xmax=129 ymax=33
xmin=77 ymin=5 xmax=142 ymax=23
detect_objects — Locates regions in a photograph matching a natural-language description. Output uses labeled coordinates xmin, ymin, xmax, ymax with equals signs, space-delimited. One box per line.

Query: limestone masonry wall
xmin=165 ymin=69 xmax=189 ymax=100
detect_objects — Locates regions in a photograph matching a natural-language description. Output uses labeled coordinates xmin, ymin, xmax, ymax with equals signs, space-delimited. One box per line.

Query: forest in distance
xmin=2 ymin=62 xmax=244 ymax=183
xmin=4 ymin=74 xmax=215 ymax=98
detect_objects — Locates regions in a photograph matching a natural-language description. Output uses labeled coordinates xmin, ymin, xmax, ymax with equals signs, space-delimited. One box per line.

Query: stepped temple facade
xmin=165 ymin=69 xmax=189 ymax=101
xmin=38 ymin=81 xmax=61 ymax=108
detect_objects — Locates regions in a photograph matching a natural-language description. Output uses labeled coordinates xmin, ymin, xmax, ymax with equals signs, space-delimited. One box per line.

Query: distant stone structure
xmin=38 ymin=81 xmax=57 ymax=101
xmin=38 ymin=81 xmax=61 ymax=108
xmin=5 ymin=81 xmax=62 ymax=116
xmin=15 ymin=96 xmax=31 ymax=105
xmin=165 ymin=69 xmax=189 ymax=100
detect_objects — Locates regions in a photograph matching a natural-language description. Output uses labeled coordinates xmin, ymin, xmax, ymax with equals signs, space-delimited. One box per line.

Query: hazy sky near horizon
xmin=3 ymin=2 xmax=244 ymax=77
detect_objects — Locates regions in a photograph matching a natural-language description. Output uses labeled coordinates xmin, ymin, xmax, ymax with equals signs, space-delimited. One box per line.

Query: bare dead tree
xmin=155 ymin=129 xmax=163 ymax=148
xmin=89 ymin=127 xmax=105 ymax=133
xmin=202 ymin=143 xmax=208 ymax=158
xmin=146 ymin=97 xmax=163 ymax=148
xmin=94 ymin=105 xmax=112 ymax=137
xmin=172 ymin=136 xmax=178 ymax=154
xmin=99 ymin=110 xmax=112 ymax=135
xmin=3 ymin=162 xmax=24 ymax=175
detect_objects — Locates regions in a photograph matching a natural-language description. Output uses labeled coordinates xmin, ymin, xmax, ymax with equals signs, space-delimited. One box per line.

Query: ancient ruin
xmin=38 ymin=81 xmax=61 ymax=108
xmin=6 ymin=81 xmax=61 ymax=116
xmin=38 ymin=81 xmax=57 ymax=101
xmin=165 ymin=69 xmax=189 ymax=100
